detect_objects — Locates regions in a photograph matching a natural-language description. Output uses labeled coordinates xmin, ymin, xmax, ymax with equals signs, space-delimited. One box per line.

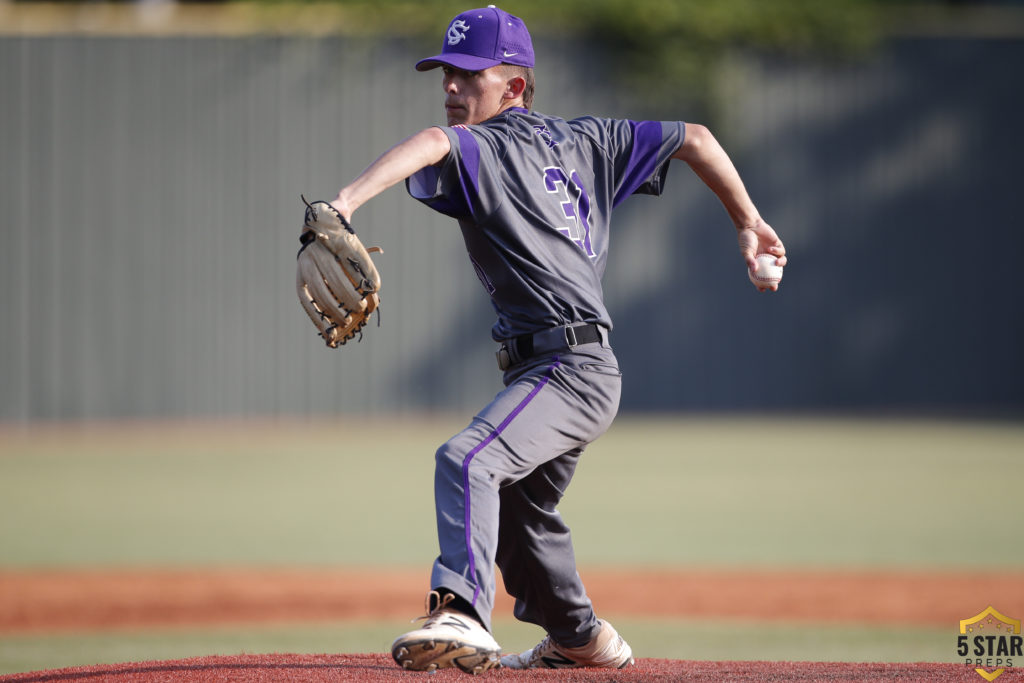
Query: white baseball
xmin=748 ymin=253 xmax=783 ymax=289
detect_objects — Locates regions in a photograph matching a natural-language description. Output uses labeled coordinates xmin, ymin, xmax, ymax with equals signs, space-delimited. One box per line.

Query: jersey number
xmin=543 ymin=166 xmax=596 ymax=258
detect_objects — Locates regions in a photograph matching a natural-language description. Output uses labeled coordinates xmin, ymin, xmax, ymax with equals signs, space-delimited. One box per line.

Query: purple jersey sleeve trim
xmin=453 ymin=127 xmax=481 ymax=218
xmin=405 ymin=126 xmax=482 ymax=218
xmin=460 ymin=358 xmax=561 ymax=606
xmin=612 ymin=120 xmax=667 ymax=208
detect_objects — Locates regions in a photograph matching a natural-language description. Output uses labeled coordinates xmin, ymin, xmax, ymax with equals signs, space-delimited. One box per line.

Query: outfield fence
xmin=1 ymin=17 xmax=1022 ymax=420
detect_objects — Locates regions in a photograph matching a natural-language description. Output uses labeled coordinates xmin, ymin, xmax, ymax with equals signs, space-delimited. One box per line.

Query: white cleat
xmin=390 ymin=591 xmax=501 ymax=674
xmin=500 ymin=619 xmax=634 ymax=669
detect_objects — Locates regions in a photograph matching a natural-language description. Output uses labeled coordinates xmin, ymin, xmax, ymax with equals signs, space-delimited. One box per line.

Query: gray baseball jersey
xmin=408 ymin=107 xmax=686 ymax=341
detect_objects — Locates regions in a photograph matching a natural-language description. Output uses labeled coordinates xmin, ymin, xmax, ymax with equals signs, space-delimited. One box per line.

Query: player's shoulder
xmin=515 ymin=110 xmax=607 ymax=137
xmin=478 ymin=108 xmax=566 ymax=134
xmin=565 ymin=114 xmax=635 ymax=143
xmin=463 ymin=109 xmax=632 ymax=156
xmin=501 ymin=109 xmax=615 ymax=148
xmin=459 ymin=108 xmax=568 ymax=152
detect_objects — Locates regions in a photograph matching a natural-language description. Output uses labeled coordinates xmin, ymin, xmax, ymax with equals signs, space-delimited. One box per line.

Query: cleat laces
xmin=413 ymin=590 xmax=457 ymax=629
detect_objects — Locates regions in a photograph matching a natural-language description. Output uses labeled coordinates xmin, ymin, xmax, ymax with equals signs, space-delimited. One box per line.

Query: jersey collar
xmin=497 ymin=106 xmax=530 ymax=118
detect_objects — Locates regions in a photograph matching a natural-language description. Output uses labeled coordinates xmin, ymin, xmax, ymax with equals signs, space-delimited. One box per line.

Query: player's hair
xmin=500 ymin=64 xmax=535 ymax=110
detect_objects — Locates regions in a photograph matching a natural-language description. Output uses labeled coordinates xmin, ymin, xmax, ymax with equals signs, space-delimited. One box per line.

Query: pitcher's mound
xmin=0 ymin=653 xmax=978 ymax=682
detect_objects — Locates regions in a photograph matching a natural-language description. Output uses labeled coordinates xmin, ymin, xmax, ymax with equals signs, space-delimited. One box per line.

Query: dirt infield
xmin=2 ymin=567 xmax=1023 ymax=633
xmin=3 ymin=568 xmax=1023 ymax=682
xmin=0 ymin=654 xmax=993 ymax=683
xmin=0 ymin=655 xmax=999 ymax=679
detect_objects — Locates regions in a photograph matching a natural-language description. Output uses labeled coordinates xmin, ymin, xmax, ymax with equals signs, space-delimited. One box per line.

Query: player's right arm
xmin=672 ymin=123 xmax=787 ymax=282
xmin=331 ymin=126 xmax=451 ymax=221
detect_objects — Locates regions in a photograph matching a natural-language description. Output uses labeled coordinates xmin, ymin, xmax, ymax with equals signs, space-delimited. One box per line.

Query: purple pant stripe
xmin=462 ymin=359 xmax=561 ymax=606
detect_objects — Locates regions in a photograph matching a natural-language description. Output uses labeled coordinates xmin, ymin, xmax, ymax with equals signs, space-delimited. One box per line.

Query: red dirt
xmin=2 ymin=567 xmax=1023 ymax=633
xmin=0 ymin=654 xmax=996 ymax=683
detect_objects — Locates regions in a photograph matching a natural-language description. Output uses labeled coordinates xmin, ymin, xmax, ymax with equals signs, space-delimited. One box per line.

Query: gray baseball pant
xmin=429 ymin=342 xmax=621 ymax=648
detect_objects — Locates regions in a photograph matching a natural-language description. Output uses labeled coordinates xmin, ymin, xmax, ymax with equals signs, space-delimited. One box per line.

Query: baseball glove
xmin=296 ymin=197 xmax=382 ymax=348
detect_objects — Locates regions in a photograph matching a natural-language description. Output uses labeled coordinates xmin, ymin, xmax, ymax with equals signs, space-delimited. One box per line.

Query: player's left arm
xmin=331 ymin=126 xmax=452 ymax=221
xmin=672 ymin=123 xmax=787 ymax=284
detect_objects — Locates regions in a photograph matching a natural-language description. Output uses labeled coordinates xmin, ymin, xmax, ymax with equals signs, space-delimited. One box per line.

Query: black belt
xmin=496 ymin=323 xmax=603 ymax=371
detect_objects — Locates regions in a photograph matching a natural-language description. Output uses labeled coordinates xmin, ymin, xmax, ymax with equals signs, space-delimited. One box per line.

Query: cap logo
xmin=447 ymin=19 xmax=470 ymax=46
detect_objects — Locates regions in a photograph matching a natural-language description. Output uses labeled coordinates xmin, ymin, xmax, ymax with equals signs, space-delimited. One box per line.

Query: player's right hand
xmin=738 ymin=219 xmax=786 ymax=292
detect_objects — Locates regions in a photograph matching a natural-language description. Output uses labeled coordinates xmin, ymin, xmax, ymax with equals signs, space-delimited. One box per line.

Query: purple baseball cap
xmin=415 ymin=5 xmax=534 ymax=72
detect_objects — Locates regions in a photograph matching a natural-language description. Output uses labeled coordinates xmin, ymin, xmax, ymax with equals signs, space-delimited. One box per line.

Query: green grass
xmin=0 ymin=419 xmax=452 ymax=567
xmin=566 ymin=416 xmax=1024 ymax=569
xmin=1 ymin=416 xmax=1021 ymax=569
xmin=0 ymin=617 xmax=958 ymax=676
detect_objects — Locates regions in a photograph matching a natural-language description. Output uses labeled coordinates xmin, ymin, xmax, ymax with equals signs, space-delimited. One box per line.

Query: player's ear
xmin=503 ymin=75 xmax=526 ymax=102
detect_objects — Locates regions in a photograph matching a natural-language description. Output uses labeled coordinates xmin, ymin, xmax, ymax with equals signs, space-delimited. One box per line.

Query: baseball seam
xmin=750 ymin=257 xmax=782 ymax=283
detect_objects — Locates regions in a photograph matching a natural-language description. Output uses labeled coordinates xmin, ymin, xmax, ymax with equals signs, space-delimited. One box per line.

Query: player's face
xmin=441 ymin=66 xmax=510 ymax=126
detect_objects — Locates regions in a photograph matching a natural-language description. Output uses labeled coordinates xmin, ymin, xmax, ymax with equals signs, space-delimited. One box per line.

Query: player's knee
xmin=435 ymin=439 xmax=500 ymax=489
xmin=434 ymin=439 xmax=466 ymax=477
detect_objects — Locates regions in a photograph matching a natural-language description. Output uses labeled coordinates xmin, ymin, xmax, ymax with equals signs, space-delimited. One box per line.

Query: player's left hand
xmin=295 ymin=197 xmax=383 ymax=347
xmin=738 ymin=219 xmax=786 ymax=292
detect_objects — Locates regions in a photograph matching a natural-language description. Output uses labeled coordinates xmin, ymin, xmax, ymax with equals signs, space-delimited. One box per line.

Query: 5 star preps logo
xmin=958 ymin=606 xmax=1022 ymax=681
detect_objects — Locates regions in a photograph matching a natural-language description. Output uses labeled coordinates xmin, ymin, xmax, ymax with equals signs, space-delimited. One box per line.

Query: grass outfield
xmin=0 ymin=415 xmax=1022 ymax=674
xmin=1 ymin=415 xmax=1021 ymax=569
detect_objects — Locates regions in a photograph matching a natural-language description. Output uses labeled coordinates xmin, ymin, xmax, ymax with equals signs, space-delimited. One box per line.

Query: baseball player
xmin=327 ymin=5 xmax=786 ymax=674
